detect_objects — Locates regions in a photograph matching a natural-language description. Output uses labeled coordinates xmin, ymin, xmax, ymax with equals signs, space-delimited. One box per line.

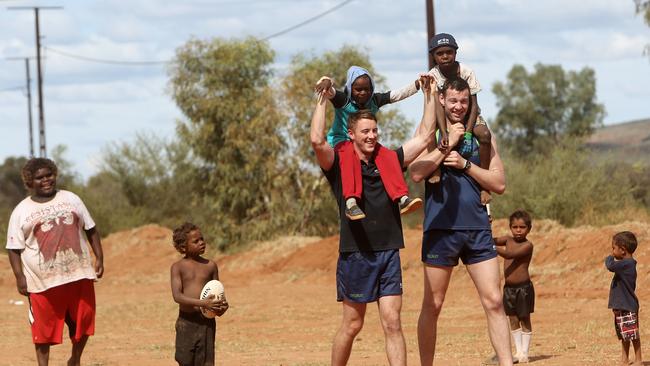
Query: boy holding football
xmin=170 ymin=222 xmax=228 ymax=366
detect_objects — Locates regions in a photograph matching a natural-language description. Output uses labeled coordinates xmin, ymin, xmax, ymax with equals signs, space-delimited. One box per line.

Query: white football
xmin=199 ymin=280 xmax=226 ymax=318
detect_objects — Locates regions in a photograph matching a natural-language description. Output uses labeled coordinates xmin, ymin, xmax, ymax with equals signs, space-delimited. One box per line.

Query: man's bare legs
xmin=332 ymin=300 xmax=366 ymax=366
xmin=466 ymin=258 xmax=513 ymax=366
xmin=377 ymin=295 xmax=407 ymax=366
xmin=35 ymin=344 xmax=50 ymax=366
xmin=417 ymin=264 xmax=453 ymax=366
xmin=68 ymin=335 xmax=89 ymax=366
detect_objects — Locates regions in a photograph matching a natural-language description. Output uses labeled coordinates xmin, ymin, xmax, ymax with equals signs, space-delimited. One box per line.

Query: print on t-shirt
xmin=27 ymin=202 xmax=91 ymax=279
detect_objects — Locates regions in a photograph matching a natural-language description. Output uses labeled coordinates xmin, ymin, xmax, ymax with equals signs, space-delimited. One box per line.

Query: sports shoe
xmin=399 ymin=197 xmax=423 ymax=215
xmin=345 ymin=204 xmax=366 ymax=220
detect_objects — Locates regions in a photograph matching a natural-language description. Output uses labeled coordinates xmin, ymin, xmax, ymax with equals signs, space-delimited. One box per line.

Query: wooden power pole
xmin=9 ymin=6 xmax=63 ymax=157
xmin=426 ymin=0 xmax=436 ymax=70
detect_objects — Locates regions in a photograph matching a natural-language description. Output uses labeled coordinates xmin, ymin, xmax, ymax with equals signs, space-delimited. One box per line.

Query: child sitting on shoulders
xmin=494 ymin=210 xmax=535 ymax=363
xmin=399 ymin=33 xmax=492 ymax=205
xmin=606 ymin=231 xmax=642 ymax=366
xmin=314 ymin=66 xmax=426 ymax=220
xmin=170 ymin=222 xmax=228 ymax=366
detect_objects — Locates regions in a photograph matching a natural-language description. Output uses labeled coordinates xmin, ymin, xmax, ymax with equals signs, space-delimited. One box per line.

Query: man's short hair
xmin=21 ymin=158 xmax=58 ymax=189
xmin=441 ymin=78 xmax=470 ymax=97
xmin=348 ymin=109 xmax=377 ymax=131
xmin=613 ymin=231 xmax=638 ymax=254
xmin=172 ymin=222 xmax=200 ymax=254
xmin=509 ymin=209 xmax=532 ymax=228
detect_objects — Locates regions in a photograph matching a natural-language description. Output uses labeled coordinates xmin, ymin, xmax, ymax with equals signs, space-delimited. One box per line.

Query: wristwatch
xmin=463 ymin=159 xmax=472 ymax=171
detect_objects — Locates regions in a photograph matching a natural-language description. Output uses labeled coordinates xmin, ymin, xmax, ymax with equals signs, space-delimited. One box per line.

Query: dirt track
xmin=2 ymin=220 xmax=650 ymax=365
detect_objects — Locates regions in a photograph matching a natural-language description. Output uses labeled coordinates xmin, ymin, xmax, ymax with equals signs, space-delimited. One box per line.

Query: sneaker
xmin=399 ymin=197 xmax=422 ymax=215
xmin=345 ymin=204 xmax=366 ymax=220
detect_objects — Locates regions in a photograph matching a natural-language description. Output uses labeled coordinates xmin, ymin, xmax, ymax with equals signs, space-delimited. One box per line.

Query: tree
xmin=98 ymin=133 xmax=198 ymax=224
xmin=50 ymin=145 xmax=81 ymax=190
xmin=636 ymin=0 xmax=650 ymax=24
xmin=0 ymin=156 xmax=28 ymax=209
xmin=0 ymin=156 xmax=28 ymax=249
xmin=492 ymin=64 xmax=605 ymax=156
xmin=168 ymin=37 xmax=291 ymax=248
xmin=281 ymin=45 xmax=412 ymax=160
xmin=635 ymin=0 xmax=650 ymax=56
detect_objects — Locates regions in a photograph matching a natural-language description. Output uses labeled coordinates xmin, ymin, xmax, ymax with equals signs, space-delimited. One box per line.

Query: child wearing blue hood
xmin=315 ymin=66 xmax=425 ymax=220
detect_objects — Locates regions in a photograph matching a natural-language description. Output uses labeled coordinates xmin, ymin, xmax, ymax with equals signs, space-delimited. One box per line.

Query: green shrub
xmin=492 ymin=139 xmax=645 ymax=226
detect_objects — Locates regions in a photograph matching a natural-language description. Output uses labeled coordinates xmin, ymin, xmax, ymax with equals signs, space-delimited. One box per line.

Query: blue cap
xmin=429 ymin=33 xmax=458 ymax=53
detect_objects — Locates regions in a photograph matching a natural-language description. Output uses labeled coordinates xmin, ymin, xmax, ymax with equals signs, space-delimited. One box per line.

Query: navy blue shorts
xmin=422 ymin=229 xmax=496 ymax=266
xmin=336 ymin=249 xmax=403 ymax=303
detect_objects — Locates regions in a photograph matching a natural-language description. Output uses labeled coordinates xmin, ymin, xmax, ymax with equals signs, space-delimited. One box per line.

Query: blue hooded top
xmin=326 ymin=66 xmax=380 ymax=147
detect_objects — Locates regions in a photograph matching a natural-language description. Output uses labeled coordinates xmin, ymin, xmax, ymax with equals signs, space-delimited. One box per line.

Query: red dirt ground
xmin=2 ymin=220 xmax=650 ymax=365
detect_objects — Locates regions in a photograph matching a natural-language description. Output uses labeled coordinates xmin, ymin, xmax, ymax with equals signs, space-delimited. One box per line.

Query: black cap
xmin=429 ymin=33 xmax=458 ymax=53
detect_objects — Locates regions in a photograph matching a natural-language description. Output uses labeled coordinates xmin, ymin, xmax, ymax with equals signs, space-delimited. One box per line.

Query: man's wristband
xmin=463 ymin=159 xmax=472 ymax=171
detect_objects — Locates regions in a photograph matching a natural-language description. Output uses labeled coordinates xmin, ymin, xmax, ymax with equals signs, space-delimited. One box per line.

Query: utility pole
xmin=9 ymin=6 xmax=63 ymax=158
xmin=7 ymin=57 xmax=35 ymax=157
xmin=426 ymin=0 xmax=436 ymax=70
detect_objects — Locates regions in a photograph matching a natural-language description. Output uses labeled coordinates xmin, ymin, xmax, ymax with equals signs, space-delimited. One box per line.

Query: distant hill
xmin=587 ymin=118 xmax=650 ymax=164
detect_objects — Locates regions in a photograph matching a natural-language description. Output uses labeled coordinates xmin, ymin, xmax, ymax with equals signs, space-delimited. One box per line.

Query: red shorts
xmin=29 ymin=279 xmax=96 ymax=345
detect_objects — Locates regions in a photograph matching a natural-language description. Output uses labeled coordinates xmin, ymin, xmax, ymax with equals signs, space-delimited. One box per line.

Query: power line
xmin=262 ymin=0 xmax=354 ymax=40
xmin=45 ymin=46 xmax=168 ymax=65
xmin=0 ymin=86 xmax=24 ymax=92
xmin=28 ymin=0 xmax=354 ymax=67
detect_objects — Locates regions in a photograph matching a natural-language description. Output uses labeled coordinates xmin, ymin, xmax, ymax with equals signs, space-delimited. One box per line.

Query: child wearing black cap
xmin=400 ymin=33 xmax=492 ymax=205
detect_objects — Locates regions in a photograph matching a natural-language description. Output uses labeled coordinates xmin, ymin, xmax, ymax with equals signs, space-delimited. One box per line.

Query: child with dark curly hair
xmin=170 ymin=222 xmax=228 ymax=366
xmin=606 ymin=231 xmax=642 ymax=366
xmin=7 ymin=157 xmax=104 ymax=366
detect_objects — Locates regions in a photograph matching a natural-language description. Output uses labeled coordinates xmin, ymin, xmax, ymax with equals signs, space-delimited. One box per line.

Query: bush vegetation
xmin=1 ymin=39 xmax=649 ymax=252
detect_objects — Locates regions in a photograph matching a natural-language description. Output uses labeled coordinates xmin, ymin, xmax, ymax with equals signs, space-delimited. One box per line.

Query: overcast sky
xmin=1 ymin=0 xmax=649 ymax=178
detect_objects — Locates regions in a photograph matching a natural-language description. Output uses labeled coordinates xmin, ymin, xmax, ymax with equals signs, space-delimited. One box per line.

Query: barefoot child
xmin=606 ymin=231 xmax=643 ymax=366
xmin=314 ymin=66 xmax=425 ymax=220
xmin=170 ymin=223 xmax=228 ymax=366
xmin=494 ymin=210 xmax=535 ymax=363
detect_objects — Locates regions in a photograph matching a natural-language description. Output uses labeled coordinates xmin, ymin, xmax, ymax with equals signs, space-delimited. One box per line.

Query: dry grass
xmin=1 ymin=222 xmax=649 ymax=365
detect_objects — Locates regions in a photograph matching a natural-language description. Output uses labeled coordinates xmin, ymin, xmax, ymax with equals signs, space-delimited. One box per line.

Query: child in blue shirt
xmin=606 ymin=231 xmax=642 ymax=365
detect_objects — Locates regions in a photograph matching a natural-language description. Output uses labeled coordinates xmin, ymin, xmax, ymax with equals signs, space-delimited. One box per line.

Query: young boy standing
xmin=170 ymin=222 xmax=228 ymax=366
xmin=494 ymin=210 xmax=535 ymax=363
xmin=606 ymin=231 xmax=642 ymax=366
xmin=6 ymin=158 xmax=104 ymax=366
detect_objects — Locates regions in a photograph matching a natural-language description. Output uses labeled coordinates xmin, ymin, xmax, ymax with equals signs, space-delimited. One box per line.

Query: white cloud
xmin=1 ymin=0 xmax=650 ymax=178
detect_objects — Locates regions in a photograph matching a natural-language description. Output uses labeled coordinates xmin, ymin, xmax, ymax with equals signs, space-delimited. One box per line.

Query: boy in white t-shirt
xmin=6 ymin=158 xmax=104 ymax=366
